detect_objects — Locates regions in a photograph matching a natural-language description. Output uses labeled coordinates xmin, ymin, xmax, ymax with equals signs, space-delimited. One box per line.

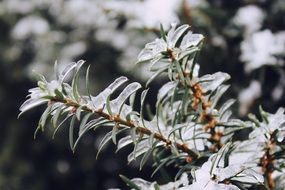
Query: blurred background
xmin=0 ymin=0 xmax=284 ymax=189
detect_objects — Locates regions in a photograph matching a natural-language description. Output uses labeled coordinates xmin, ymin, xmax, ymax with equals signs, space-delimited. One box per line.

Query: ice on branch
xmin=19 ymin=24 xmax=285 ymax=190
xmin=137 ymin=24 xmax=204 ymax=64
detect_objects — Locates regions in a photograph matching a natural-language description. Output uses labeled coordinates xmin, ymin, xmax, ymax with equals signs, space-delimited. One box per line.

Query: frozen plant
xmin=233 ymin=5 xmax=265 ymax=35
xmin=240 ymin=30 xmax=285 ymax=73
xmin=103 ymin=0 xmax=180 ymax=29
xmin=19 ymin=24 xmax=285 ymax=190
xmin=238 ymin=29 xmax=285 ymax=106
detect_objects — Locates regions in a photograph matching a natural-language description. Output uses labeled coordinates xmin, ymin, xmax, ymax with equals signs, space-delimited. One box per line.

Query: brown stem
xmin=50 ymin=97 xmax=199 ymax=159
xmin=186 ymin=80 xmax=221 ymax=151
xmin=261 ymin=137 xmax=276 ymax=190
xmin=173 ymin=60 xmax=221 ymax=152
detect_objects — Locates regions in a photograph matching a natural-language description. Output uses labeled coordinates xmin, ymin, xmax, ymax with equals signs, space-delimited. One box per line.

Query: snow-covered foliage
xmin=233 ymin=5 xmax=265 ymax=35
xmin=2 ymin=0 xmax=284 ymax=114
xmin=19 ymin=24 xmax=285 ymax=190
xmin=240 ymin=30 xmax=285 ymax=73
